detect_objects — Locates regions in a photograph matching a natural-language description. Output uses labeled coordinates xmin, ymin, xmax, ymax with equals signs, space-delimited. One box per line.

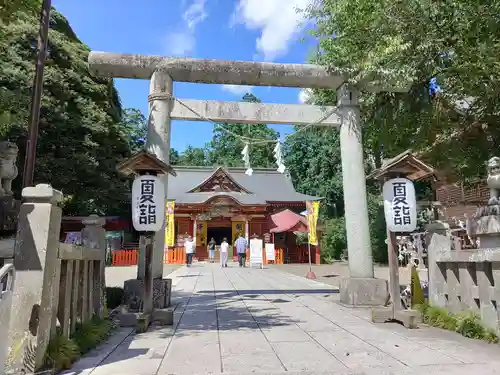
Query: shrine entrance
xmin=207 ymin=226 xmax=232 ymax=246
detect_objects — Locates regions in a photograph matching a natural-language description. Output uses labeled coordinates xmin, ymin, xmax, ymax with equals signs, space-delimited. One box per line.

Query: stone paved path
xmin=66 ymin=264 xmax=500 ymax=375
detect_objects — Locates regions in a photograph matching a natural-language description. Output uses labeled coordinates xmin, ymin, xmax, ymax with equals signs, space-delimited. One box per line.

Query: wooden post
xmin=143 ymin=235 xmax=154 ymax=315
xmin=387 ymin=230 xmax=402 ymax=313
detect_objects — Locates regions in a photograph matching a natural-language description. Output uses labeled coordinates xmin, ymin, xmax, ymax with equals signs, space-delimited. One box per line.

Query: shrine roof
xmin=269 ymin=209 xmax=308 ymax=233
xmin=166 ymin=166 xmax=320 ymax=205
xmin=367 ymin=149 xmax=439 ymax=182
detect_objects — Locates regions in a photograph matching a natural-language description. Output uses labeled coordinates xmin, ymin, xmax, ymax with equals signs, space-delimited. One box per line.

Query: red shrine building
xmin=167 ymin=166 xmax=322 ymax=263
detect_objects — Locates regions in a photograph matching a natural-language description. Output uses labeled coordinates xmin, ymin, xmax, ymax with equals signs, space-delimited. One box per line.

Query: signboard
xmin=165 ymin=201 xmax=175 ymax=247
xmin=249 ymin=238 xmax=263 ymax=268
xmin=265 ymin=243 xmax=275 ymax=261
xmin=306 ymin=201 xmax=320 ymax=245
xmin=383 ymin=177 xmax=417 ymax=232
xmin=132 ymin=175 xmax=165 ymax=232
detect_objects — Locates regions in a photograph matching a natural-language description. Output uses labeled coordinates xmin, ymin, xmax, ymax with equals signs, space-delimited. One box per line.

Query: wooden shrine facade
xmin=168 ymin=166 xmax=321 ymax=263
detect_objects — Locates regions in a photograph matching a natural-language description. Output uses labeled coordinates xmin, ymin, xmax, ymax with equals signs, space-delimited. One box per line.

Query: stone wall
xmin=427 ymin=221 xmax=500 ymax=332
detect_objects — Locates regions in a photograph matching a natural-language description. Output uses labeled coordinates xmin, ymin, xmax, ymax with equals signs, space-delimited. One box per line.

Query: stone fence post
xmin=7 ymin=184 xmax=63 ymax=374
xmin=425 ymin=221 xmax=451 ymax=308
xmin=81 ymin=215 xmax=106 ymax=318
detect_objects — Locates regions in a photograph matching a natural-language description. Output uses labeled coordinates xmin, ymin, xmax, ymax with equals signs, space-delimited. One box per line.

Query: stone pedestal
xmin=467 ymin=215 xmax=500 ymax=248
xmin=123 ymin=278 xmax=172 ymax=309
xmin=339 ymin=277 xmax=389 ymax=306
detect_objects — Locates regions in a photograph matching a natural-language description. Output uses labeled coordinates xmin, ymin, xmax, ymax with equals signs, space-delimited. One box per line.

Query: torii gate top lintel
xmin=88 ymin=51 xmax=409 ymax=92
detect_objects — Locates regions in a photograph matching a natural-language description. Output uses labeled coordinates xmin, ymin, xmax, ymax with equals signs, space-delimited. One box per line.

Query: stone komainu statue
xmin=473 ymin=156 xmax=500 ymax=217
xmin=486 ymin=156 xmax=500 ymax=205
xmin=0 ymin=141 xmax=19 ymax=197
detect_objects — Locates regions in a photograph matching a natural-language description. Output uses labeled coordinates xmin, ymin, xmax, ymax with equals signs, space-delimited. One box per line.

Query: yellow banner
xmin=165 ymin=201 xmax=175 ymax=248
xmin=232 ymin=221 xmax=244 ymax=244
xmin=196 ymin=221 xmax=207 ymax=247
xmin=307 ymin=201 xmax=320 ymax=245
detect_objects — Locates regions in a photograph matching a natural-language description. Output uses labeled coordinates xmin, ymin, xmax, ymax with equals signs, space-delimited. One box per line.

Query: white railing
xmin=0 ymin=263 xmax=15 ymax=375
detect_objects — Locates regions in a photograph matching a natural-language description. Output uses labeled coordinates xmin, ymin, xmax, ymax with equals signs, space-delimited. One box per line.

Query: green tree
xmin=308 ymin=0 xmax=500 ymax=180
xmin=206 ymin=93 xmax=279 ymax=168
xmin=178 ymin=146 xmax=207 ymax=166
xmin=0 ymin=10 xmax=131 ymax=215
xmin=283 ymin=127 xmax=343 ymax=218
xmin=119 ymin=108 xmax=147 ymax=153
xmin=170 ymin=148 xmax=180 ymax=165
xmin=0 ymin=0 xmax=40 ymax=22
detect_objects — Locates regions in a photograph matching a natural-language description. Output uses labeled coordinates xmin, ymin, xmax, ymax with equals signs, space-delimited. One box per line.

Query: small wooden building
xmin=167 ymin=166 xmax=321 ymax=263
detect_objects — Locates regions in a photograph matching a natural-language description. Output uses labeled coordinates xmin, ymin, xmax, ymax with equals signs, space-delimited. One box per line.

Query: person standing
xmin=207 ymin=237 xmax=216 ymax=263
xmin=184 ymin=235 xmax=196 ymax=267
xmin=235 ymin=234 xmax=247 ymax=267
xmin=220 ymin=237 xmax=229 ymax=268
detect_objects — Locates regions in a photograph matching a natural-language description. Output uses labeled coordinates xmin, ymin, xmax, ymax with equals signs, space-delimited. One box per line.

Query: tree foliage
xmin=0 ymin=10 xmax=133 ymax=216
xmin=308 ymin=0 xmax=500 ymax=180
xmin=205 ymin=93 xmax=279 ymax=168
xmin=120 ymin=108 xmax=147 ymax=153
xmin=0 ymin=0 xmax=41 ymax=22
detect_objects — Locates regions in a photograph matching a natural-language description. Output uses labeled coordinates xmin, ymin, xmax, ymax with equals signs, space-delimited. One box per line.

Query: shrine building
xmin=167 ymin=166 xmax=322 ymax=263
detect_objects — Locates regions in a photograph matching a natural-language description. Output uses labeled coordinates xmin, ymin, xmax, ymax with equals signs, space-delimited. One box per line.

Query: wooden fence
xmin=57 ymin=243 xmax=105 ymax=338
xmin=111 ymin=247 xmax=285 ymax=266
xmin=245 ymin=248 xmax=284 ymax=265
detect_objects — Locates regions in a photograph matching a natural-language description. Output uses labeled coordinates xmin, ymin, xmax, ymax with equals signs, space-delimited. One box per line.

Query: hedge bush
xmin=45 ymin=315 xmax=114 ymax=372
xmin=416 ymin=302 xmax=499 ymax=344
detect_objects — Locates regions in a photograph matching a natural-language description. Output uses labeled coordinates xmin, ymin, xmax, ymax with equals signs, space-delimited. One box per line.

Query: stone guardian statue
xmin=0 ymin=141 xmax=19 ymax=197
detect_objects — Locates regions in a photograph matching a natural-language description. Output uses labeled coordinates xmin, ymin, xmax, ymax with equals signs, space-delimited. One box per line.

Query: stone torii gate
xmin=88 ymin=52 xmax=406 ymax=306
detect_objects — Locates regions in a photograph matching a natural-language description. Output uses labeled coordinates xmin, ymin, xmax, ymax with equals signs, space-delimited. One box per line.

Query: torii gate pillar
xmin=146 ymin=71 xmax=173 ymax=279
xmin=337 ymin=84 xmax=388 ymax=306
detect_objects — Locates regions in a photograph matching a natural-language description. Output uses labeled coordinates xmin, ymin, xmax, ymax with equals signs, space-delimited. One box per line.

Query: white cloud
xmin=221 ymin=84 xmax=254 ymax=95
xmin=165 ymin=0 xmax=207 ymax=56
xmin=231 ymin=0 xmax=313 ymax=61
xmin=298 ymin=88 xmax=312 ymax=103
xmin=183 ymin=0 xmax=207 ymax=30
xmin=166 ymin=32 xmax=195 ymax=57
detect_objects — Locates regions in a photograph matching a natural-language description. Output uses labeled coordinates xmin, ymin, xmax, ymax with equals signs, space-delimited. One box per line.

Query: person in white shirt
xmin=220 ymin=237 xmax=229 ymax=268
xmin=184 ymin=235 xmax=196 ymax=267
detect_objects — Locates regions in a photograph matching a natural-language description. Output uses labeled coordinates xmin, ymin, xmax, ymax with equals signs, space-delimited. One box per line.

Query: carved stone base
xmin=123 ymin=278 xmax=172 ymax=310
xmin=371 ymin=307 xmax=420 ymax=329
xmin=136 ymin=313 xmax=151 ymax=333
xmin=153 ymin=307 xmax=175 ymax=325
xmin=339 ymin=277 xmax=389 ymax=306
xmin=117 ymin=309 xmax=141 ymax=327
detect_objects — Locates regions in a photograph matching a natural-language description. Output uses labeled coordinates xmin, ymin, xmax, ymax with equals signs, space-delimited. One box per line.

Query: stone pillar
xmin=193 ymin=218 xmax=197 ymax=238
xmin=81 ymin=214 xmax=106 ymax=318
xmin=7 ymin=184 xmax=63 ymax=373
xmin=146 ymin=70 xmax=173 ymax=279
xmin=426 ymin=221 xmax=450 ymax=308
xmin=337 ymin=84 xmax=388 ymax=306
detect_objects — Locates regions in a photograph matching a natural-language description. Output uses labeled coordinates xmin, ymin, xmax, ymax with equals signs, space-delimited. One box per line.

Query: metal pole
xmin=307 ymin=240 xmax=312 ymax=273
xmin=22 ymin=0 xmax=52 ymax=188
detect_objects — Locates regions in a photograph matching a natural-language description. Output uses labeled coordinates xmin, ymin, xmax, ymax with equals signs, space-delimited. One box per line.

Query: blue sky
xmin=52 ymin=0 xmax=317 ymax=152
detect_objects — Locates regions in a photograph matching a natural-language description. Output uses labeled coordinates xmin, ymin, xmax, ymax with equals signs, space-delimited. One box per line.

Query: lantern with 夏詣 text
xmin=131 ymin=175 xmax=165 ymax=232
xmin=383 ymin=177 xmax=417 ymax=233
